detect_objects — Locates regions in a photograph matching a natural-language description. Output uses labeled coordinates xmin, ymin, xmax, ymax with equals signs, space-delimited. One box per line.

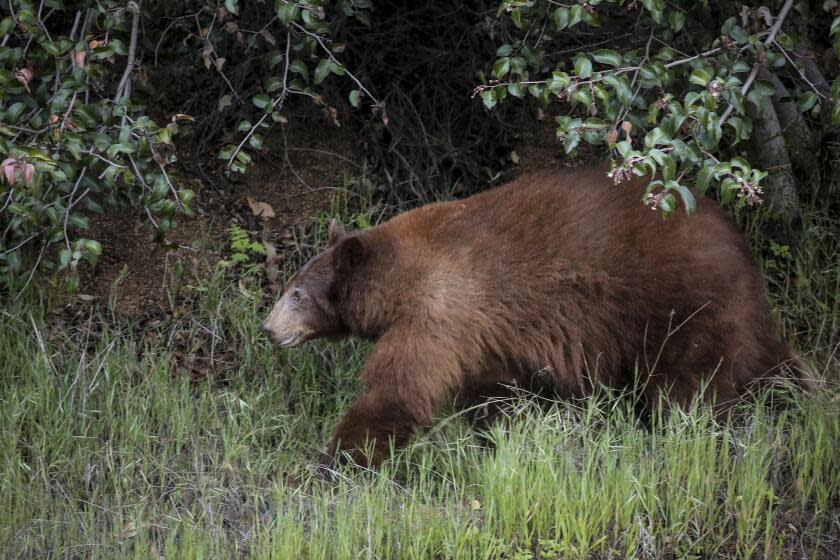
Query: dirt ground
xmin=64 ymin=103 xmax=568 ymax=316
xmin=67 ymin=103 xmax=359 ymax=315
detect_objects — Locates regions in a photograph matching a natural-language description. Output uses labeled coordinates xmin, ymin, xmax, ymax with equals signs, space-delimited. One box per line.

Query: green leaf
xmin=668 ymin=10 xmax=686 ymax=32
xmin=314 ymin=59 xmax=331 ymax=84
xmin=563 ymin=133 xmax=579 ymax=154
xmin=252 ymin=94 xmax=271 ymax=109
xmin=752 ymin=80 xmax=776 ymax=97
xmin=547 ymin=71 xmax=570 ymax=94
xmin=833 ymin=101 xmax=840 ymax=125
xmin=553 ymin=7 xmax=569 ymax=29
xmin=830 ymin=16 xmax=840 ymax=36
xmin=85 ymin=239 xmax=102 ymax=256
xmin=289 ymin=59 xmax=309 ymax=80
xmin=508 ymin=56 xmax=526 ymax=76
xmin=266 ymin=50 xmax=284 ymax=68
xmin=568 ymin=4 xmax=583 ymax=27
xmin=583 ymin=117 xmax=610 ymax=129
xmin=673 ymin=184 xmax=696 ymax=215
xmin=511 ymin=8 xmax=523 ymax=29
xmin=58 ymin=249 xmax=71 ymax=270
xmin=277 ymin=4 xmax=300 ymax=26
xmin=225 ymin=0 xmax=239 ymax=16
xmin=728 ymin=116 xmax=751 ymax=141
xmin=265 ymin=76 xmax=284 ymax=92
xmin=481 ymin=89 xmax=497 ymax=109
xmin=219 ymin=144 xmax=236 ymax=160
xmin=796 ymin=91 xmax=818 ymax=113
xmin=573 ymin=56 xmax=592 ymax=79
xmin=659 ymin=193 xmax=676 ymax=215
xmin=661 ymin=156 xmax=676 ymax=181
xmin=0 ymin=16 xmax=14 ymax=36
xmin=592 ymin=50 xmax=622 ymax=67
xmin=349 ymin=89 xmax=361 ymax=108
xmin=572 ymin=88 xmax=592 ymax=107
xmin=695 ymin=162 xmax=715 ymax=195
xmin=493 ymin=57 xmax=511 ymax=80
xmin=689 ymin=68 xmax=711 ymax=87
xmin=41 ymin=41 xmax=65 ymax=57
xmin=507 ymin=83 xmax=524 ymax=98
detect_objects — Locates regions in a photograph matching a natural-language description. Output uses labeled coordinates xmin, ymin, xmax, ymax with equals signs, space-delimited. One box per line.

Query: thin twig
xmin=293 ymin=21 xmax=380 ymax=106
xmin=83 ymin=149 xmax=127 ymax=169
xmin=720 ymin=0 xmax=795 ymax=123
xmin=226 ymin=33 xmax=292 ymax=170
xmin=0 ymin=191 xmax=13 ymax=213
xmin=63 ymin=167 xmax=88 ymax=250
xmin=1 ymin=234 xmax=36 ymax=257
xmin=157 ymin=162 xmax=182 ymax=209
xmin=16 ymin=240 xmax=49 ymax=299
xmin=772 ymin=39 xmax=827 ymax=99
xmin=115 ymin=1 xmax=142 ymax=103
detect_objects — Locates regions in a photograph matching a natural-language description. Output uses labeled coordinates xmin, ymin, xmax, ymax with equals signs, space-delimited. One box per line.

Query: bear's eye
xmin=291 ymin=288 xmax=303 ymax=303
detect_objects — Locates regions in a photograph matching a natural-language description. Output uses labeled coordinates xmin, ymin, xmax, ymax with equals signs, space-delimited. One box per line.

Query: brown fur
xmin=262 ymin=167 xmax=812 ymax=469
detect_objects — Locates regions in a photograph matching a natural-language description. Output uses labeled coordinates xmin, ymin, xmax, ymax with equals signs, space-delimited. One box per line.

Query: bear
xmin=262 ymin=167 xmax=813 ymax=470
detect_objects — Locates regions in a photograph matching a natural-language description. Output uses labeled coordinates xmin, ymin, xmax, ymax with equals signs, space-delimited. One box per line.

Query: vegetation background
xmin=1 ymin=0 xmax=839 ymax=558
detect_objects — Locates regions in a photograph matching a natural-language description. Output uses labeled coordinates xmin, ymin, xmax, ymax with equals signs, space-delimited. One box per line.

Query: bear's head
xmin=261 ymin=219 xmax=364 ymax=347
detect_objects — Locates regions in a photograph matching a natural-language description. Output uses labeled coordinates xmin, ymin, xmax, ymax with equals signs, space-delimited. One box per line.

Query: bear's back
xmin=370 ymin=167 xmax=791 ymax=403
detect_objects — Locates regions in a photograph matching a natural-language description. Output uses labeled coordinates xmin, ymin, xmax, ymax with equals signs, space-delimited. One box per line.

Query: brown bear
xmin=262 ymin=167 xmax=812 ymax=469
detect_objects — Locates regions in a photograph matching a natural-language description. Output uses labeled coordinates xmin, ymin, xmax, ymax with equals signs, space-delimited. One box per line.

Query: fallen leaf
xmin=247 ymin=197 xmax=275 ymax=219
xmin=74 ymin=50 xmax=86 ymax=68
xmin=171 ymin=113 xmax=195 ymax=123
xmin=218 ymin=94 xmax=232 ymax=112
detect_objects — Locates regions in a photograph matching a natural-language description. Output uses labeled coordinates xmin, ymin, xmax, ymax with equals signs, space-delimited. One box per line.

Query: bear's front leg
xmin=316 ymin=328 xmax=463 ymax=475
xmin=321 ymin=389 xmax=425 ymax=470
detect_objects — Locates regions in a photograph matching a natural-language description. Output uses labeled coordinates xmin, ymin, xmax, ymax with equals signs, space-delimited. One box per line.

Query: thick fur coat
xmin=262 ymin=167 xmax=811 ymax=467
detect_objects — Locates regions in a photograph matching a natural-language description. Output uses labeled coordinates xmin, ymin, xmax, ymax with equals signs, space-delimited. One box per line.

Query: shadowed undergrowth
xmin=1 ymin=205 xmax=839 ymax=559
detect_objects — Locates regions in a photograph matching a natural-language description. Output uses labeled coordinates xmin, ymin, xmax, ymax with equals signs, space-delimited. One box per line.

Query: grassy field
xmin=1 ymin=205 xmax=839 ymax=559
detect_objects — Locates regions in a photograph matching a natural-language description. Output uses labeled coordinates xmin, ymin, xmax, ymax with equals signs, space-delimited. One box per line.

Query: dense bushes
xmin=2 ymin=0 xmax=839 ymax=291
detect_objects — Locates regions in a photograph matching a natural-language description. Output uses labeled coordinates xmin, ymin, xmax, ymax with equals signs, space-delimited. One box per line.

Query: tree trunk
xmin=747 ymin=78 xmax=801 ymax=223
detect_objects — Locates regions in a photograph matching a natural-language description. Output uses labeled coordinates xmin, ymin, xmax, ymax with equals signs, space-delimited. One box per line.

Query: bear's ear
xmin=333 ymin=235 xmax=365 ymax=275
xmin=328 ymin=218 xmax=345 ymax=246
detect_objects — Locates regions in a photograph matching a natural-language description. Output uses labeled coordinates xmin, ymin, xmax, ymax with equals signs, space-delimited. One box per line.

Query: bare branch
xmin=293 ymin=21 xmax=380 ymax=106
xmin=720 ymin=0 xmax=795 ymax=123
xmin=115 ymin=1 xmax=142 ymax=103
xmin=63 ymin=167 xmax=88 ymax=250
xmin=226 ymin=33 xmax=292 ymax=171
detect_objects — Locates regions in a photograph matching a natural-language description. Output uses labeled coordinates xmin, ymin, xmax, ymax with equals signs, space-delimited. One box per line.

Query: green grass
xmin=1 ymin=205 xmax=839 ymax=559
